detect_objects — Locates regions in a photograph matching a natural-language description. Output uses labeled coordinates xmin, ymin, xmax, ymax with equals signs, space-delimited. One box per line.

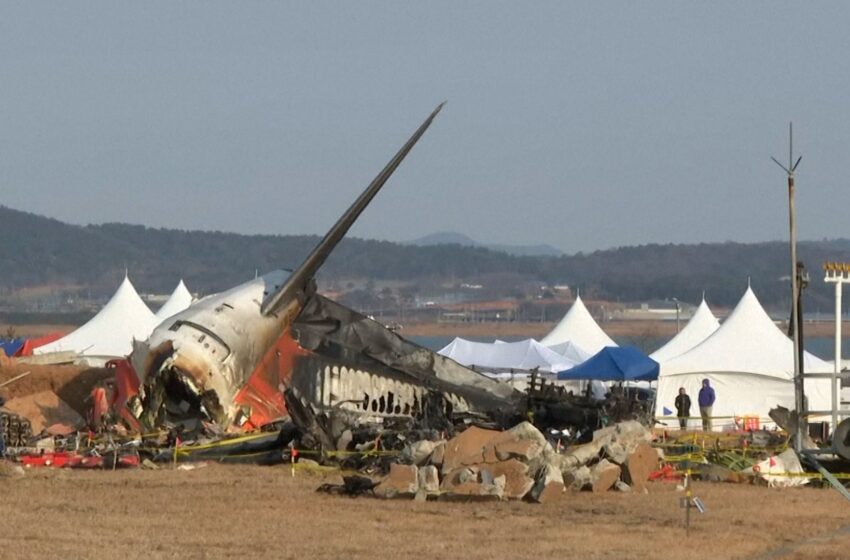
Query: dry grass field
xmin=0 ymin=463 xmax=847 ymax=560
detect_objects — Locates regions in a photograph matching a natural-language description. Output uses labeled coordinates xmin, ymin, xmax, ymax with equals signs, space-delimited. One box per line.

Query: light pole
xmin=823 ymin=262 xmax=849 ymax=431
xmin=772 ymin=123 xmax=804 ymax=452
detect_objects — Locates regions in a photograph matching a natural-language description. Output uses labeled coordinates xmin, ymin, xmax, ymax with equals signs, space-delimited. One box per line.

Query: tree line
xmin=1 ymin=205 xmax=849 ymax=310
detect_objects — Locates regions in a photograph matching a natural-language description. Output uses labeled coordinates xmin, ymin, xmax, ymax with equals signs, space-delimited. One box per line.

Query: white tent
xmin=36 ymin=276 xmax=159 ymax=362
xmin=650 ymin=298 xmax=720 ymax=363
xmin=540 ymin=295 xmax=617 ymax=354
xmin=438 ymin=338 xmax=579 ymax=374
xmin=547 ymin=340 xmax=594 ymax=364
xmin=154 ymin=280 xmax=194 ymax=323
xmin=655 ymin=286 xmax=832 ymax=430
xmin=439 ymin=337 xmax=605 ymax=398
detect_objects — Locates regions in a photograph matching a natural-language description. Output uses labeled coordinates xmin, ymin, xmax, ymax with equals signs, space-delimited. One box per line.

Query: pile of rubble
xmin=368 ymin=420 xmax=659 ymax=502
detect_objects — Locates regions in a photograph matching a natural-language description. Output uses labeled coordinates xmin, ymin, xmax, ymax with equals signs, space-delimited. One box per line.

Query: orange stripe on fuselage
xmin=233 ymin=329 xmax=307 ymax=430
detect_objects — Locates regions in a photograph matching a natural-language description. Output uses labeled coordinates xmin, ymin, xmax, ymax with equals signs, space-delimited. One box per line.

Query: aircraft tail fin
xmin=261 ymin=102 xmax=445 ymax=316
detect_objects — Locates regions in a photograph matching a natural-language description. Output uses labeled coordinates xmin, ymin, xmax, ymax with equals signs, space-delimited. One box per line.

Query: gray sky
xmin=2 ymin=2 xmax=850 ymax=253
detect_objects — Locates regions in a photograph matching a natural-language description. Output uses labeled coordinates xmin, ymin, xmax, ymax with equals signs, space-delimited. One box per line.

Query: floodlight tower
xmin=772 ymin=123 xmax=804 ymax=452
xmin=823 ymin=262 xmax=850 ymax=431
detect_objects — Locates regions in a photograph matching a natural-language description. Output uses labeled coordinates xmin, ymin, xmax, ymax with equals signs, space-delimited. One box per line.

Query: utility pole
xmin=672 ymin=298 xmax=681 ymax=333
xmin=772 ymin=122 xmax=804 ymax=452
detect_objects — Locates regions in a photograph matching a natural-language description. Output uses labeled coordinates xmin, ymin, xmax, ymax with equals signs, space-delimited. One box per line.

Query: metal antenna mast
xmin=771 ymin=123 xmax=804 ymax=452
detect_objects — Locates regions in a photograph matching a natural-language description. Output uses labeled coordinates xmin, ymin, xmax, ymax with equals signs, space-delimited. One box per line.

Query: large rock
xmin=622 ymin=443 xmax=658 ymax=492
xmin=562 ymin=421 xmax=653 ymax=472
xmin=440 ymin=466 xmax=481 ymax=491
xmin=441 ymin=426 xmax=502 ymax=474
xmin=563 ymin=465 xmax=592 ymax=491
xmin=612 ymin=421 xmax=652 ymax=454
xmin=481 ymin=459 xmax=535 ymax=499
xmin=504 ymin=421 xmax=549 ymax=448
xmin=404 ymin=440 xmax=443 ymax=466
xmin=529 ymin=463 xmax=565 ymax=504
xmin=430 ymin=441 xmax=446 ymax=467
xmin=494 ymin=438 xmax=542 ymax=462
xmin=418 ymin=465 xmax=440 ymax=494
xmin=445 ymin=475 xmax=506 ymax=501
xmin=602 ymin=440 xmax=630 ymax=465
xmin=375 ymin=463 xmax=419 ymax=498
xmin=560 ymin=439 xmax=606 ymax=470
xmin=589 ymin=459 xmax=621 ymax=493
xmin=442 ymin=422 xmax=551 ymax=473
xmin=614 ymin=480 xmax=632 ymax=492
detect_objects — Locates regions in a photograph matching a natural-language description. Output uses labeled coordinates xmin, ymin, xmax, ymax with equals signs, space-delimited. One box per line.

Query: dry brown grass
xmin=0 ymin=464 xmax=846 ymax=559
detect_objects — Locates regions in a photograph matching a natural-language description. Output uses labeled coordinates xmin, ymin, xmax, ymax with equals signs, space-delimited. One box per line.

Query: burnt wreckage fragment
xmin=284 ymin=293 xmax=523 ymax=446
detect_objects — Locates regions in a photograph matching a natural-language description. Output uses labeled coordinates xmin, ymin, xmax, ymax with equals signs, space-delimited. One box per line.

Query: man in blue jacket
xmin=698 ymin=379 xmax=716 ymax=431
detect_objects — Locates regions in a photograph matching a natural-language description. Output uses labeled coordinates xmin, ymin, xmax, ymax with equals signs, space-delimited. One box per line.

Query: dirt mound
xmin=0 ymin=362 xmax=112 ymax=424
xmin=4 ymin=390 xmax=84 ymax=433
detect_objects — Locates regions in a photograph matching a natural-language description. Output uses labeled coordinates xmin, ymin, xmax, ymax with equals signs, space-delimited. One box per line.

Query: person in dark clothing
xmin=674 ymin=387 xmax=691 ymax=430
xmin=698 ymin=378 xmax=716 ymax=431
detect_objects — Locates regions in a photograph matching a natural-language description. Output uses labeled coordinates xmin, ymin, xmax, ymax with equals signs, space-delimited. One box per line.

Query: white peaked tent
xmin=540 ymin=295 xmax=618 ymax=354
xmin=154 ymin=280 xmax=194 ymax=323
xmin=438 ymin=338 xmax=580 ymax=374
xmin=655 ymin=286 xmax=832 ymax=429
xmin=36 ymin=276 xmax=159 ymax=361
xmin=650 ymin=299 xmax=720 ymax=363
xmin=547 ymin=340 xmax=594 ymax=365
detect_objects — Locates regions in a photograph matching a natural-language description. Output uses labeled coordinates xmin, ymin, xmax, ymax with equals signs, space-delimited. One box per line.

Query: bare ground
xmin=0 ymin=463 xmax=847 ymax=560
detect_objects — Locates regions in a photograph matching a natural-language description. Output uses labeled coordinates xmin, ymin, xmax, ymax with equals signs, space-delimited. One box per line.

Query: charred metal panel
xmin=293 ymin=294 xmax=521 ymax=417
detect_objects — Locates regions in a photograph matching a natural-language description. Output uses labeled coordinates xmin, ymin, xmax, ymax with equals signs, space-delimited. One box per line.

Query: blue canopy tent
xmin=557 ymin=346 xmax=659 ymax=382
xmin=0 ymin=338 xmax=25 ymax=358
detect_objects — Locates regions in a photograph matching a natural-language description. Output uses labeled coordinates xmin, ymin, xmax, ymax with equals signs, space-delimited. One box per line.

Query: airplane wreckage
xmin=107 ymin=104 xmax=645 ymax=452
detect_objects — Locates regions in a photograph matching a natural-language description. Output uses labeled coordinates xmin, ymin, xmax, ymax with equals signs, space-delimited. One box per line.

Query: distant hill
xmin=409 ymin=231 xmax=564 ymax=257
xmin=1 ymin=205 xmax=849 ymax=310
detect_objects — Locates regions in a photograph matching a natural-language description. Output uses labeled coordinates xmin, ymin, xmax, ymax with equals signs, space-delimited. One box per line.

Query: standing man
xmin=674 ymin=387 xmax=691 ymax=430
xmin=698 ymin=379 xmax=716 ymax=431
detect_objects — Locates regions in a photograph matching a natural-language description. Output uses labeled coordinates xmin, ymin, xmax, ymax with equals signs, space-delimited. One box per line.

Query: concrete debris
xmin=602 ymin=440 xmax=630 ymax=464
xmin=481 ymin=459 xmax=534 ymax=499
xmin=445 ymin=474 xmax=506 ymax=501
xmin=418 ymin=465 xmax=440 ymax=494
xmin=430 ymin=441 xmax=446 ymax=467
xmin=622 ymin=443 xmax=659 ymax=493
xmin=358 ymin=419 xmax=659 ymax=502
xmin=564 ymin=464 xmax=592 ymax=491
xmin=495 ymin=438 xmax=541 ymax=462
xmin=530 ymin=463 xmax=564 ymax=503
xmin=441 ymin=466 xmax=479 ymax=490
xmin=589 ymin=459 xmax=621 ymax=493
xmin=614 ymin=480 xmax=632 ymax=492
xmin=404 ymin=439 xmax=443 ymax=466
xmin=375 ymin=463 xmax=419 ymax=498
xmin=441 ymin=425 xmax=502 ymax=474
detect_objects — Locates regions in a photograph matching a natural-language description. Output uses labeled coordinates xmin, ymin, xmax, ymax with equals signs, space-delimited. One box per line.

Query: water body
xmin=411 ymin=335 xmax=840 ymax=361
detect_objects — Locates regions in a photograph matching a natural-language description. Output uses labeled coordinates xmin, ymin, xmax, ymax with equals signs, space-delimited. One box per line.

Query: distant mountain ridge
xmin=1 ymin=205 xmax=849 ymax=309
xmin=409 ymin=231 xmax=564 ymax=257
